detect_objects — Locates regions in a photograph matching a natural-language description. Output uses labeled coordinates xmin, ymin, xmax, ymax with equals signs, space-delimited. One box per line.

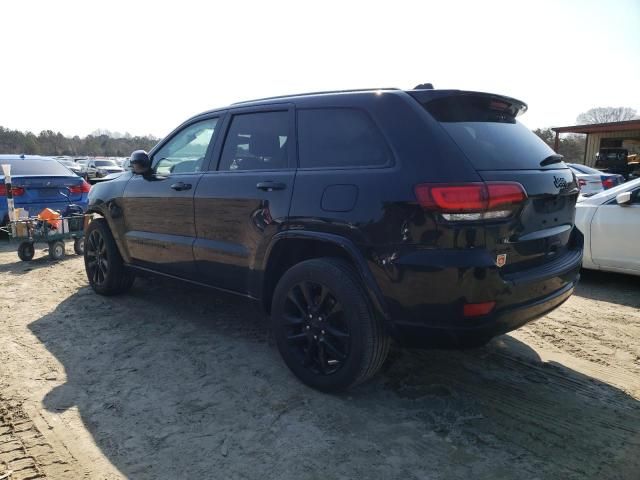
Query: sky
xmin=1 ymin=0 xmax=638 ymax=139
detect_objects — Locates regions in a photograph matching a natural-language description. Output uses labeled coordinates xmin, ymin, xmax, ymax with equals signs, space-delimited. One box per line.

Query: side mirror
xmin=130 ymin=150 xmax=151 ymax=175
xmin=616 ymin=191 xmax=632 ymax=206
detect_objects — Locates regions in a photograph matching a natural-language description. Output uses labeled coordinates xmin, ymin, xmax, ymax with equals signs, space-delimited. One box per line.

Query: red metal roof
xmin=552 ymin=119 xmax=640 ymax=134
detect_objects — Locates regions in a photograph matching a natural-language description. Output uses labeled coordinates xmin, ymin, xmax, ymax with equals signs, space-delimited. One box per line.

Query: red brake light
xmin=463 ymin=301 xmax=496 ymax=317
xmin=414 ymin=182 xmax=526 ymax=216
xmin=601 ymin=177 xmax=615 ymax=190
xmin=0 ymin=184 xmax=25 ymax=196
xmin=68 ymin=180 xmax=91 ymax=194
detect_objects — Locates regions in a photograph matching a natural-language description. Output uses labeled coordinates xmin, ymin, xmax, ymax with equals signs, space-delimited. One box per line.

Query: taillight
xmin=68 ymin=180 xmax=91 ymax=194
xmin=601 ymin=176 xmax=615 ymax=190
xmin=578 ymin=179 xmax=587 ymax=188
xmin=414 ymin=182 xmax=526 ymax=221
xmin=0 ymin=184 xmax=26 ymax=196
xmin=463 ymin=301 xmax=496 ymax=317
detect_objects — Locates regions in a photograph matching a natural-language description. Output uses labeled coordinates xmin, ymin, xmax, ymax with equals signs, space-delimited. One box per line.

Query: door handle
xmin=256 ymin=181 xmax=286 ymax=191
xmin=170 ymin=182 xmax=192 ymax=191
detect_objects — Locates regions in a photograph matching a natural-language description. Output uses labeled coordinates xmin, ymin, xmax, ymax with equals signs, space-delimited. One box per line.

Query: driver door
xmin=121 ymin=116 xmax=220 ymax=279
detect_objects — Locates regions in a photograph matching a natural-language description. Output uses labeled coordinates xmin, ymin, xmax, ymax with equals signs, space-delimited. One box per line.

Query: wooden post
xmin=554 ymin=131 xmax=560 ymax=152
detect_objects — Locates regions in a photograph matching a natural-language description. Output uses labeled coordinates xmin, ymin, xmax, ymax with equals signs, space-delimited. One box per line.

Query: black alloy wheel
xmin=85 ymin=229 xmax=108 ymax=286
xmin=83 ymin=218 xmax=134 ymax=295
xmin=272 ymin=258 xmax=390 ymax=392
xmin=284 ymin=280 xmax=351 ymax=376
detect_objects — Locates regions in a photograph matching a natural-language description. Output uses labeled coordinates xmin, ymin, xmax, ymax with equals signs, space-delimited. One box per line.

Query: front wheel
xmin=84 ymin=218 xmax=134 ymax=295
xmin=271 ymin=258 xmax=390 ymax=392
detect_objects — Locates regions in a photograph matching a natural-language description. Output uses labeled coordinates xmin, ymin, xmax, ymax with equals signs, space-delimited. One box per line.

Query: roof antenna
xmin=414 ymin=83 xmax=434 ymax=90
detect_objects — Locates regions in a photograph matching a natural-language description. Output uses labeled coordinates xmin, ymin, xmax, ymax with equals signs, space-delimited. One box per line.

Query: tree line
xmin=0 ymin=126 xmax=159 ymax=157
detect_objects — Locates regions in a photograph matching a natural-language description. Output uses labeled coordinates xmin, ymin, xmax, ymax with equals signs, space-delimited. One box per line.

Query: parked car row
xmin=53 ymin=156 xmax=126 ymax=183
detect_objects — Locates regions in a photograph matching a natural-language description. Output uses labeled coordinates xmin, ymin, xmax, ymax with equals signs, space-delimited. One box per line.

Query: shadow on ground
xmin=0 ymin=241 xmax=81 ymax=275
xmin=29 ymin=277 xmax=640 ymax=480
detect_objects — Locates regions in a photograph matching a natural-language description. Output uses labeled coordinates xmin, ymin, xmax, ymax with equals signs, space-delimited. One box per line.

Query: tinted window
xmin=423 ymin=95 xmax=560 ymax=171
xmin=219 ymin=111 xmax=289 ymax=171
xmin=153 ymin=118 xmax=218 ymax=175
xmin=0 ymin=159 xmax=73 ymax=176
xmin=297 ymin=108 xmax=390 ymax=168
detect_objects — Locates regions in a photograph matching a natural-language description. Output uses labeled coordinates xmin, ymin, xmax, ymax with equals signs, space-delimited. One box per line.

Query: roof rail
xmin=231 ymin=88 xmax=400 ymax=106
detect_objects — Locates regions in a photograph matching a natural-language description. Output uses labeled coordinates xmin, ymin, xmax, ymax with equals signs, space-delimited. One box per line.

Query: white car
xmin=567 ymin=163 xmax=624 ymax=197
xmin=575 ymin=178 xmax=640 ymax=276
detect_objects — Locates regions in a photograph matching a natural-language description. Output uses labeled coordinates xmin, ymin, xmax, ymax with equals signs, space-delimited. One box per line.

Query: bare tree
xmin=576 ymin=107 xmax=638 ymax=125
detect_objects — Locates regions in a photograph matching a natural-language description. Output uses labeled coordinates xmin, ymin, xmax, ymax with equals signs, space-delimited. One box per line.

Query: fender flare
xmin=263 ymin=231 xmax=390 ymax=322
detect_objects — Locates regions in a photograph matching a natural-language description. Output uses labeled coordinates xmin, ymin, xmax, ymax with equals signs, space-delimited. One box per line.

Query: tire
xmin=84 ymin=218 xmax=135 ymax=295
xmin=73 ymin=237 xmax=84 ymax=255
xmin=271 ymin=258 xmax=390 ymax=392
xmin=48 ymin=241 xmax=65 ymax=260
xmin=17 ymin=242 xmax=35 ymax=261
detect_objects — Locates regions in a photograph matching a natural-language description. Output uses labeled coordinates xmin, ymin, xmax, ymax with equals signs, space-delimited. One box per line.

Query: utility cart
xmin=1 ymin=214 xmax=89 ymax=261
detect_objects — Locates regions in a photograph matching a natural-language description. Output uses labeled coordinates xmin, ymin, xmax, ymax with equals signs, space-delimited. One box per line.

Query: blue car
xmin=0 ymin=155 xmax=90 ymax=224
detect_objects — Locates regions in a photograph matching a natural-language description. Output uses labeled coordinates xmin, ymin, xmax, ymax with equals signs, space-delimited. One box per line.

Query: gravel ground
xmin=0 ymin=242 xmax=639 ymax=480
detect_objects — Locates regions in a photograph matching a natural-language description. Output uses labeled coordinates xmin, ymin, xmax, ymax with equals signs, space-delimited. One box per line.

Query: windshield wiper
xmin=540 ymin=154 xmax=564 ymax=167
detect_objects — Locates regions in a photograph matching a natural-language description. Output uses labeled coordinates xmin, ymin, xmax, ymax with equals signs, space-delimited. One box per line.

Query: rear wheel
xmin=17 ymin=242 xmax=35 ymax=261
xmin=84 ymin=218 xmax=134 ymax=295
xmin=48 ymin=241 xmax=65 ymax=260
xmin=272 ymin=258 xmax=390 ymax=392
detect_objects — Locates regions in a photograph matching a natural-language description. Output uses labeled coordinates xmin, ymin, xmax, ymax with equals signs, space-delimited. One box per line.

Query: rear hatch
xmin=412 ymin=91 xmax=581 ymax=273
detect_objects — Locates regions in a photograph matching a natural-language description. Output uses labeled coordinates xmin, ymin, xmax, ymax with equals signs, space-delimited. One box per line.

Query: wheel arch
xmin=260 ymin=232 xmax=389 ymax=322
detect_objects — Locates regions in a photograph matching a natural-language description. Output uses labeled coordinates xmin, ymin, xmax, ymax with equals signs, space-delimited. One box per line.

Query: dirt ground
xmin=0 ymin=242 xmax=638 ymax=480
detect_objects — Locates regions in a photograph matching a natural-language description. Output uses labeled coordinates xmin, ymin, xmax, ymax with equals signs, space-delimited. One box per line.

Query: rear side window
xmin=423 ymin=95 xmax=558 ymax=171
xmin=0 ymin=159 xmax=73 ymax=176
xmin=297 ymin=108 xmax=391 ymax=168
xmin=219 ymin=111 xmax=289 ymax=171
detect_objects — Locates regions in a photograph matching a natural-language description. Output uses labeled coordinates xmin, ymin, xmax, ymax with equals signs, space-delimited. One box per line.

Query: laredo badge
xmin=496 ymin=254 xmax=507 ymax=268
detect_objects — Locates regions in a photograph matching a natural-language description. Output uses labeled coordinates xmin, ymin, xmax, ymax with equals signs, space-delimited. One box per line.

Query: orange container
xmin=38 ymin=208 xmax=61 ymax=229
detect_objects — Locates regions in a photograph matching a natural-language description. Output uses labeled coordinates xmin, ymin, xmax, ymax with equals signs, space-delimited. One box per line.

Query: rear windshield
xmin=95 ymin=160 xmax=117 ymax=167
xmin=423 ymin=95 xmax=560 ymax=171
xmin=0 ymin=159 xmax=73 ymax=176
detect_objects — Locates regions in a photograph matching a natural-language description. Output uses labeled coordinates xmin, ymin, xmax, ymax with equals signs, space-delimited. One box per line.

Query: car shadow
xmin=575 ymin=269 xmax=640 ymax=308
xmin=28 ymin=278 xmax=640 ymax=480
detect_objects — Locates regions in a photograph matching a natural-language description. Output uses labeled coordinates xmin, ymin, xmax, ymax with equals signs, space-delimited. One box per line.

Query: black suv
xmin=84 ymin=87 xmax=583 ymax=391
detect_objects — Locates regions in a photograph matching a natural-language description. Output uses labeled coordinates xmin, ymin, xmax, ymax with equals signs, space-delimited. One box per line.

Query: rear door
xmin=193 ymin=105 xmax=295 ymax=295
xmin=417 ymin=93 xmax=580 ymax=272
xmin=120 ymin=116 xmax=219 ymax=278
xmin=591 ymin=186 xmax=640 ymax=272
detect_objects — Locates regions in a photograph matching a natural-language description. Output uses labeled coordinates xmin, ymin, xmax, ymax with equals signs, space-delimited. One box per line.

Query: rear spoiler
xmin=407 ymin=89 xmax=528 ymax=118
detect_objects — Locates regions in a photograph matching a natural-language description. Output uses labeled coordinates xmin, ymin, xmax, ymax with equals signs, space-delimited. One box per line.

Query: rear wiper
xmin=540 ymin=154 xmax=564 ymax=167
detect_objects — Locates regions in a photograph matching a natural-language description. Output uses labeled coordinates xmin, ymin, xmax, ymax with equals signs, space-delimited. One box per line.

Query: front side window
xmin=297 ymin=108 xmax=391 ymax=169
xmin=153 ymin=118 xmax=218 ymax=175
xmin=218 ymin=111 xmax=289 ymax=171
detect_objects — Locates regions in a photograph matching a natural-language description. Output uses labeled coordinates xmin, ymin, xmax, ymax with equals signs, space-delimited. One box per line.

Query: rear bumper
xmin=372 ymin=236 xmax=583 ymax=348
xmin=391 ymin=279 xmax=577 ymax=348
